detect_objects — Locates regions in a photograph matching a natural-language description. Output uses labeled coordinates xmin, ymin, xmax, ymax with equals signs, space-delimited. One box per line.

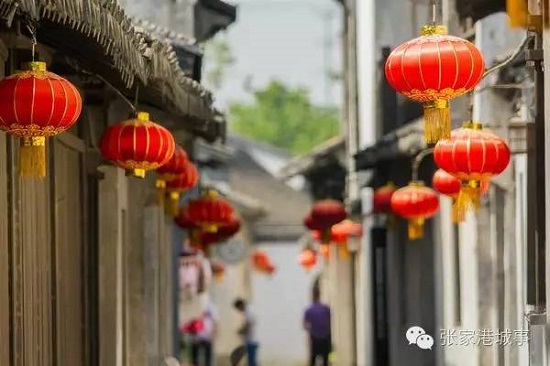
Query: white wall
xmin=252 ymin=242 xmax=318 ymax=366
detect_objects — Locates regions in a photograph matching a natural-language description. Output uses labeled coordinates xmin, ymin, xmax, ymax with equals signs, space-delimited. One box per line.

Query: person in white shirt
xmin=233 ymin=298 xmax=258 ymax=366
xmin=191 ymin=302 xmax=218 ymax=366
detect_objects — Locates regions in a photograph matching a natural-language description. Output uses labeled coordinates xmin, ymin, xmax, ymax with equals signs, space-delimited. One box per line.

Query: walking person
xmin=191 ymin=301 xmax=218 ymax=366
xmin=304 ymin=288 xmax=331 ymax=366
xmin=233 ymin=298 xmax=258 ymax=366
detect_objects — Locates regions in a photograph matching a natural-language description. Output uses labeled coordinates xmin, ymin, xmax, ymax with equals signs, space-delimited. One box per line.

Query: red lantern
xmin=310 ymin=200 xmax=347 ymax=228
xmin=165 ymin=163 xmax=200 ymax=216
xmin=0 ymin=61 xmax=82 ymax=178
xmin=331 ymin=220 xmax=363 ymax=259
xmin=187 ymin=190 xmax=235 ymax=232
xmin=298 ymin=248 xmax=317 ymax=270
xmin=434 ymin=121 xmax=510 ymax=212
xmin=304 ymin=215 xmax=333 ymax=244
xmin=174 ymin=207 xmax=196 ymax=230
xmin=432 ymin=168 xmax=464 ymax=222
xmin=373 ymin=182 xmax=397 ymax=214
xmin=385 ymin=25 xmax=485 ymax=144
xmin=390 ymin=181 xmax=439 ymax=239
xmin=197 ymin=216 xmax=241 ymax=245
xmin=252 ymin=250 xmax=275 ymax=275
xmin=100 ymin=111 xmax=175 ymax=178
xmin=156 ymin=144 xmax=189 ymax=187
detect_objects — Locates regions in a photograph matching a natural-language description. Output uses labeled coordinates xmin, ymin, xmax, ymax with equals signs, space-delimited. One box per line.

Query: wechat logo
xmin=406 ymin=326 xmax=434 ymax=350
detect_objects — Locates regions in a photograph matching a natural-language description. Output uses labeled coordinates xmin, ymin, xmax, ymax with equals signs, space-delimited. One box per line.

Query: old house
xmin=0 ymin=1 xmax=234 ymax=365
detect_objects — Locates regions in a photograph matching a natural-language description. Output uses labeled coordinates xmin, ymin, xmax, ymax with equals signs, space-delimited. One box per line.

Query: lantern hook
xmin=430 ymin=0 xmax=437 ymax=24
xmin=412 ymin=147 xmax=434 ymax=182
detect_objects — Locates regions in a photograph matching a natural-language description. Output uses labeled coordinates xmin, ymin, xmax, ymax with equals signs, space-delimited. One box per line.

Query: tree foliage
xmin=229 ymin=81 xmax=340 ymax=155
xmin=203 ymin=35 xmax=235 ymax=91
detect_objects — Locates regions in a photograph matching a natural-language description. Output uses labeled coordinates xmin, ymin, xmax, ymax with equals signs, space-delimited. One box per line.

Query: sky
xmin=204 ymin=0 xmax=344 ymax=110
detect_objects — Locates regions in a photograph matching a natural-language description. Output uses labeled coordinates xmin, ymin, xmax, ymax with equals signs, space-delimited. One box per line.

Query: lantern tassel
xmin=19 ymin=137 xmax=46 ymax=178
xmin=408 ymin=217 xmax=425 ymax=240
xmin=451 ymin=200 xmax=466 ymax=223
xmin=167 ymin=191 xmax=180 ymax=217
xmin=424 ymin=100 xmax=451 ymax=144
xmin=456 ymin=181 xmax=481 ymax=216
xmin=338 ymin=244 xmax=350 ymax=260
xmin=156 ymin=179 xmax=166 ymax=207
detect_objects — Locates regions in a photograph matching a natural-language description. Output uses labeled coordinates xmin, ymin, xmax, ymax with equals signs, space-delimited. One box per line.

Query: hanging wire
xmin=26 ymin=24 xmax=37 ymax=61
xmin=94 ymin=74 xmax=137 ymax=115
xmin=482 ymin=33 xmax=534 ymax=78
xmin=431 ymin=0 xmax=437 ymax=24
xmin=411 ymin=147 xmax=434 ymax=181
xmin=134 ymin=85 xmax=140 ymax=111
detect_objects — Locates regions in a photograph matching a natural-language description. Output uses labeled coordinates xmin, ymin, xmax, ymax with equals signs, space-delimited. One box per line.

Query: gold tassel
xmin=202 ymin=223 xmax=218 ymax=233
xmin=451 ymin=199 xmax=466 ymax=223
xmin=456 ymin=181 xmax=481 ymax=215
xmin=408 ymin=217 xmax=425 ymax=240
xmin=507 ymin=0 xmax=528 ymax=28
xmin=167 ymin=191 xmax=180 ymax=217
xmin=338 ymin=244 xmax=350 ymax=260
xmin=424 ymin=100 xmax=451 ymax=145
xmin=19 ymin=136 xmax=46 ymax=178
xmin=156 ymin=179 xmax=166 ymax=207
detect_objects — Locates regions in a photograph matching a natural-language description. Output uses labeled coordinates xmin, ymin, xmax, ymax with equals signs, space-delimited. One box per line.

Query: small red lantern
xmin=298 ymin=248 xmax=317 ymax=270
xmin=434 ymin=121 xmax=510 ymax=212
xmin=156 ymin=144 xmax=189 ymax=188
xmin=310 ymin=199 xmax=347 ymax=228
xmin=391 ymin=181 xmax=439 ymax=240
xmin=373 ymin=182 xmax=397 ymax=214
xmin=197 ymin=216 xmax=241 ymax=245
xmin=165 ymin=163 xmax=200 ymax=216
xmin=0 ymin=61 xmax=83 ymax=178
xmin=385 ymin=25 xmax=485 ymax=144
xmin=100 ymin=111 xmax=175 ymax=178
xmin=304 ymin=215 xmax=333 ymax=244
xmin=331 ymin=220 xmax=363 ymax=259
xmin=187 ymin=190 xmax=235 ymax=232
xmin=252 ymin=250 xmax=276 ymax=275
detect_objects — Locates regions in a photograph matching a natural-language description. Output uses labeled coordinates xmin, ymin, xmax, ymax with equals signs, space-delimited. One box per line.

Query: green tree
xmin=203 ymin=34 xmax=235 ymax=91
xmin=229 ymin=81 xmax=340 ymax=155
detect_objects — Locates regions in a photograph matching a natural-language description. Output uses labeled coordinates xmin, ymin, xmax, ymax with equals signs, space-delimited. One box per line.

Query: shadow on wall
xmin=252 ymin=242 xmax=319 ymax=365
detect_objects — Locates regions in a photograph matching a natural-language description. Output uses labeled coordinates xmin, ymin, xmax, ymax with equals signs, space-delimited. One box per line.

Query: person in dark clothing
xmin=303 ymin=288 xmax=332 ymax=366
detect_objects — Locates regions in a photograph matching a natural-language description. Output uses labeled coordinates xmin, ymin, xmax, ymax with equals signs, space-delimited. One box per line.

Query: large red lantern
xmin=373 ymin=182 xmax=397 ymax=214
xmin=0 ymin=61 xmax=82 ymax=178
xmin=391 ymin=181 xmax=439 ymax=240
xmin=165 ymin=163 xmax=200 ymax=216
xmin=100 ymin=111 xmax=175 ymax=178
xmin=434 ymin=121 xmax=510 ymax=212
xmin=298 ymin=248 xmax=317 ymax=271
xmin=156 ymin=144 xmax=189 ymax=188
xmin=187 ymin=190 xmax=235 ymax=232
xmin=385 ymin=25 xmax=485 ymax=144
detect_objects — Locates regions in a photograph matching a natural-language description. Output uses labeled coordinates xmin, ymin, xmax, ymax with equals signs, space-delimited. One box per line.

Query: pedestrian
xmin=233 ymin=298 xmax=258 ymax=366
xmin=191 ymin=301 xmax=218 ymax=366
xmin=303 ymin=288 xmax=331 ymax=366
